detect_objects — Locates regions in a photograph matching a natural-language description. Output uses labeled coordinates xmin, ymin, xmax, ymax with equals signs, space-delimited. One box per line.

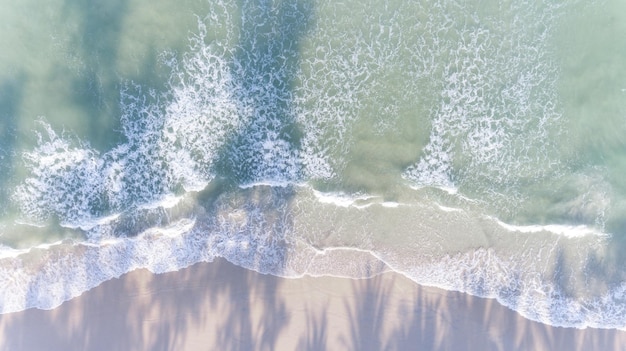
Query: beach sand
xmin=0 ymin=258 xmax=624 ymax=351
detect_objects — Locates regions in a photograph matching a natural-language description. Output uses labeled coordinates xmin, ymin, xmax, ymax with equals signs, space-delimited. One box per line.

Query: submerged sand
xmin=0 ymin=258 xmax=624 ymax=350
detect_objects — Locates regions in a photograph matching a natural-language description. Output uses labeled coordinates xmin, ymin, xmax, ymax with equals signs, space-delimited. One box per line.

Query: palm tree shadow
xmin=386 ymin=288 xmax=438 ymax=351
xmin=340 ymin=275 xmax=391 ymax=351
xmin=298 ymin=305 xmax=328 ymax=350
xmin=215 ymin=0 xmax=314 ymax=185
xmin=140 ymin=1 xmax=316 ymax=350
xmin=0 ymin=74 xmax=24 ymax=217
xmin=61 ymin=0 xmax=130 ymax=150
xmin=0 ymin=1 xmax=318 ymax=350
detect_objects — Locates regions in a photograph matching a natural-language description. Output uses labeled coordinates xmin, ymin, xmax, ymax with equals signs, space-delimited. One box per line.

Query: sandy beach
xmin=0 ymin=258 xmax=624 ymax=351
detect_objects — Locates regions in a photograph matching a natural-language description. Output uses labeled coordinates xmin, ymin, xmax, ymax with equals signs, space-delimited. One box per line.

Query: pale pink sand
xmin=1 ymin=258 xmax=625 ymax=350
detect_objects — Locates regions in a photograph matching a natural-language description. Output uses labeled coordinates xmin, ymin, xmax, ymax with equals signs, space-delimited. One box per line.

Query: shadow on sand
xmin=2 ymin=258 xmax=626 ymax=350
xmin=0 ymin=74 xmax=24 ymax=215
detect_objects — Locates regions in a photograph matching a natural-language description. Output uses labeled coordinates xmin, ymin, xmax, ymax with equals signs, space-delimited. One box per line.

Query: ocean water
xmin=1 ymin=0 xmax=626 ymax=329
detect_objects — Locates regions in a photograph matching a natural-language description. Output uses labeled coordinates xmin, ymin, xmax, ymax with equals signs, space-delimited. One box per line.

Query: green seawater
xmin=0 ymin=0 xmax=626 ymax=329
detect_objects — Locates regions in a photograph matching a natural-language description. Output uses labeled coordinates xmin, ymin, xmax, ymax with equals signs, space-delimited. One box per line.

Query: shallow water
xmin=1 ymin=0 xmax=626 ymax=329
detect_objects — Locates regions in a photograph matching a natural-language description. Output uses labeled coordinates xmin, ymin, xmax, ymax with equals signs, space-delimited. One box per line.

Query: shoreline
xmin=1 ymin=258 xmax=625 ymax=350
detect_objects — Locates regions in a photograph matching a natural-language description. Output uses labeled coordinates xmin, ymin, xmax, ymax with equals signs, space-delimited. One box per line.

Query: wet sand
xmin=0 ymin=258 xmax=624 ymax=350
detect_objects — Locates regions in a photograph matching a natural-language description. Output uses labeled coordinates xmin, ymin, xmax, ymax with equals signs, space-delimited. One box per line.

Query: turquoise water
xmin=1 ymin=0 xmax=626 ymax=329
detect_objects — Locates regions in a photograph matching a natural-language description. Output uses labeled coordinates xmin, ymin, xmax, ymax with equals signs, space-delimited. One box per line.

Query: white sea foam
xmin=310 ymin=189 xmax=407 ymax=210
xmin=14 ymin=0 xmax=376 ymax=229
xmin=138 ymin=194 xmax=184 ymax=211
xmin=311 ymin=189 xmax=377 ymax=208
xmin=493 ymin=219 xmax=609 ymax=238
xmin=289 ymin=236 xmax=626 ymax=330
xmin=0 ymin=218 xmax=208 ymax=313
xmin=406 ymin=182 xmax=459 ymax=195
xmin=402 ymin=0 xmax=565 ymax=214
xmin=13 ymin=219 xmax=47 ymax=228
xmin=436 ymin=204 xmax=463 ymax=213
xmin=61 ymin=213 xmax=122 ymax=231
xmin=0 ymin=240 xmax=66 ymax=259
xmin=381 ymin=202 xmax=399 ymax=208
xmin=3 ymin=183 xmax=626 ymax=331
xmin=388 ymin=246 xmax=626 ymax=330
xmin=239 ymin=180 xmax=304 ymax=190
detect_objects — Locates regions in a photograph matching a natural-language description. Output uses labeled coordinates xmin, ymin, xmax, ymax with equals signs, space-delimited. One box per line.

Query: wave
xmin=491 ymin=218 xmax=609 ymax=239
xmin=2 ymin=184 xmax=625 ymax=331
xmin=0 ymin=185 xmax=626 ymax=329
xmin=401 ymin=0 xmax=566 ymax=213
